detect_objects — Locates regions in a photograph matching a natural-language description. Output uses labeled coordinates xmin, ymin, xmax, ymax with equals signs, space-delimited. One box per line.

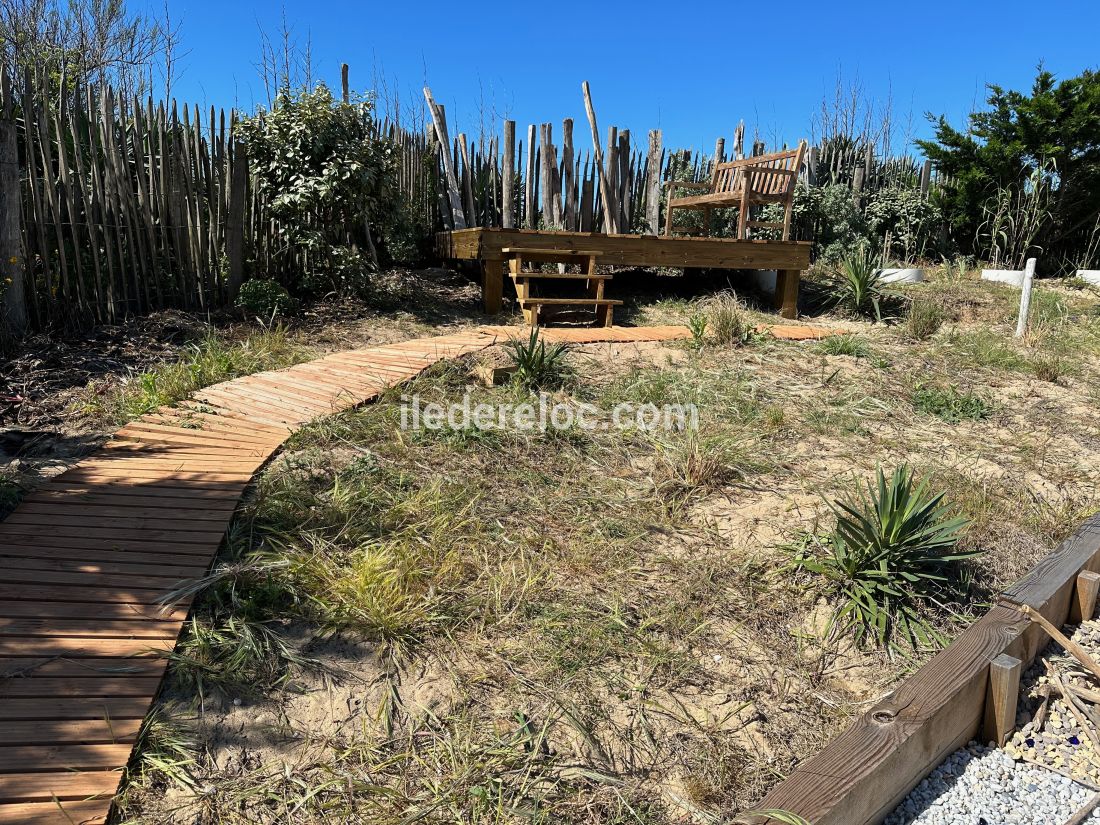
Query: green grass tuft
xmin=912 ymin=384 xmax=991 ymax=423
xmin=818 ymin=334 xmax=870 ymax=358
xmin=71 ymin=325 xmax=310 ymax=426
xmin=907 ymin=298 xmax=946 ymax=340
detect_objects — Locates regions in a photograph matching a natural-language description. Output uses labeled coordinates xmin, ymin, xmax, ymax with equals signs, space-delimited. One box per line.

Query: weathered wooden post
xmin=1015 ymin=257 xmax=1037 ymax=338
xmin=561 ymin=118 xmax=575 ymax=230
xmin=457 ymin=133 xmax=476 ymax=226
xmin=643 ymin=130 xmax=662 ymax=236
xmin=1070 ymin=570 xmax=1100 ymax=624
xmin=0 ymin=68 xmax=27 ymax=336
xmin=524 ymin=124 xmax=537 ymax=228
xmin=982 ymin=653 xmax=1022 ymax=746
xmin=539 ymin=123 xmax=554 ymax=227
xmin=225 ymin=125 xmax=248 ymax=300
xmin=340 ymin=63 xmax=350 ymax=104
xmin=581 ymin=81 xmax=618 ymax=234
xmin=422 ymin=88 xmax=466 ymax=230
xmin=502 ymin=120 xmax=515 ymax=229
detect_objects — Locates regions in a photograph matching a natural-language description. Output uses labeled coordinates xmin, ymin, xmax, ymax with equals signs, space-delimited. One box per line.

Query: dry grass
xmin=118 ymin=275 xmax=1100 ymax=824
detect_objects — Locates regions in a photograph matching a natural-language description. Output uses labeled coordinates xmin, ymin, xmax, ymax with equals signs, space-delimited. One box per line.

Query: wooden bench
xmin=664 ymin=141 xmax=807 ymax=240
xmin=502 ymin=247 xmax=622 ymax=328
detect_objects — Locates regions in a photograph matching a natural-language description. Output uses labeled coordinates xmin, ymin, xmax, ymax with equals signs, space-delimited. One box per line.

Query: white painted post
xmin=1015 ymin=257 xmax=1037 ymax=338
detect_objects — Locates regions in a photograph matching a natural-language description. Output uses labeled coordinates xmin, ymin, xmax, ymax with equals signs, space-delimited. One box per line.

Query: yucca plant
xmin=505 ymin=328 xmax=570 ymax=389
xmin=792 ymin=465 xmax=975 ymax=650
xmin=830 ymin=245 xmax=889 ymax=320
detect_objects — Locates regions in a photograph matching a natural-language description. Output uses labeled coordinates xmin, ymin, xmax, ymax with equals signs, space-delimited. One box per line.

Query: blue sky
xmin=140 ymin=0 xmax=1098 ymax=155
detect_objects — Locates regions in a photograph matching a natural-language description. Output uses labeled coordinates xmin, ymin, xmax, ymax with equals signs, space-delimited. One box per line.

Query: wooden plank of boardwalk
xmin=0 ymin=325 xmax=697 ymax=824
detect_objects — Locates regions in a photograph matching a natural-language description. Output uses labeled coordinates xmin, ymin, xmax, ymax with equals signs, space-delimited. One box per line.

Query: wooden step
xmin=517 ymin=298 xmax=623 ymax=307
xmin=509 ymin=272 xmax=612 ymax=281
xmin=501 ymin=247 xmax=603 ymax=257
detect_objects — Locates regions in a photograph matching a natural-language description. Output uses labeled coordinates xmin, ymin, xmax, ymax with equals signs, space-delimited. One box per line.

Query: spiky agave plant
xmin=505 ymin=328 xmax=570 ymax=390
xmin=831 ymin=244 xmax=889 ymax=320
xmin=794 ymin=465 xmax=975 ymax=650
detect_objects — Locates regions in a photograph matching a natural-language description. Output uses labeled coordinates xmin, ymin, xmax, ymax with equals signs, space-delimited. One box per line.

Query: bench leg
xmin=482 ymin=258 xmax=503 ymax=314
xmin=664 ymin=202 xmax=675 ymax=236
xmin=782 ymin=199 xmax=794 ymax=241
xmin=737 ymin=189 xmax=750 ymax=239
xmin=774 ymin=269 xmax=800 ymax=319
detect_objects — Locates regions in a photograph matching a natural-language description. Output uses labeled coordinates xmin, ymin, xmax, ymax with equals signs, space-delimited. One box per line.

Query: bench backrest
xmin=711 ymin=141 xmax=807 ymax=197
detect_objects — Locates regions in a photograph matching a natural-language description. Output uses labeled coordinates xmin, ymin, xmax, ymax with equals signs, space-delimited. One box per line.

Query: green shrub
xmin=912 ymin=384 xmax=990 ymax=423
xmin=237 ymin=84 xmax=407 ymax=296
xmin=790 ymin=465 xmax=974 ymax=649
xmin=786 ymin=184 xmax=871 ymax=261
xmin=829 ymin=246 xmax=890 ymax=320
xmin=818 ymin=334 xmax=869 ymax=358
xmin=907 ymin=298 xmax=945 ymax=340
xmin=687 ymin=313 xmax=708 ymax=350
xmin=865 ymin=187 xmax=944 ymax=262
xmin=236 ymin=279 xmax=298 ymax=318
xmin=505 ymin=329 xmax=570 ymax=390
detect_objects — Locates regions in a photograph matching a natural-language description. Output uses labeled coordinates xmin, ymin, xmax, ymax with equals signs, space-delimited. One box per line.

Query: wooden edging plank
xmin=0 ymin=658 xmax=168 ymax=679
xmin=0 ymin=676 xmax=164 ymax=699
xmin=0 ymin=554 xmax=211 ymax=579
xmin=0 ymin=546 xmax=215 ymax=570
xmin=7 ymin=502 xmax=235 ymax=522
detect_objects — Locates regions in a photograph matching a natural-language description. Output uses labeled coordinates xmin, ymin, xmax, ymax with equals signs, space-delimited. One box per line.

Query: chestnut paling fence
xmin=0 ymin=69 xmax=941 ymax=334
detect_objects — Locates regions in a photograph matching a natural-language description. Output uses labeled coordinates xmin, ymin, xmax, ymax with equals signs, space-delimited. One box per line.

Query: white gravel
xmin=884 ymin=742 xmax=1100 ymax=825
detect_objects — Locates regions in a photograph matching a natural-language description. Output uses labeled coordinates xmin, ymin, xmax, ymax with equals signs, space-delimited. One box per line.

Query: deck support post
xmin=1070 ymin=570 xmax=1100 ymax=624
xmin=482 ymin=258 xmax=504 ymax=314
xmin=982 ymin=653 xmax=1022 ymax=746
xmin=775 ymin=269 xmax=800 ymax=319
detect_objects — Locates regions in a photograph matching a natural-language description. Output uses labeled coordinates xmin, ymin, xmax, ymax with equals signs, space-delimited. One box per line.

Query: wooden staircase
xmin=503 ymin=247 xmax=622 ymax=328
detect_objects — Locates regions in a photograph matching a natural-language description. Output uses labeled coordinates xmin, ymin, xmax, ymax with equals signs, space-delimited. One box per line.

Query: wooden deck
xmin=435 ymin=228 xmax=812 ymax=319
xmin=0 ymin=324 xmax=730 ymax=824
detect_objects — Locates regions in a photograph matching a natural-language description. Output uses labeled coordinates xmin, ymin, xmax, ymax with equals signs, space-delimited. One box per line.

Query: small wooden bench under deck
xmin=502 ymin=247 xmax=622 ymax=328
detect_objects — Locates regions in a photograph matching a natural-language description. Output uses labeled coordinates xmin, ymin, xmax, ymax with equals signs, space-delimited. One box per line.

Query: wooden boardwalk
xmin=0 ymin=324 xmax=712 ymax=824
